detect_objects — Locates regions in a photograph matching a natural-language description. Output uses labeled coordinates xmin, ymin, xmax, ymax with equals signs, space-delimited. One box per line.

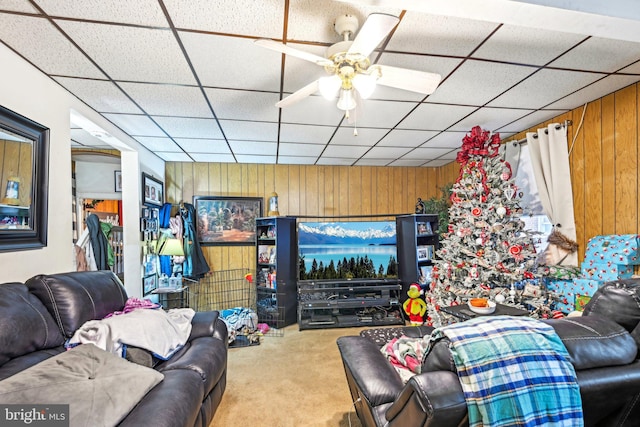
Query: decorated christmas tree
xmin=425 ymin=126 xmax=541 ymax=326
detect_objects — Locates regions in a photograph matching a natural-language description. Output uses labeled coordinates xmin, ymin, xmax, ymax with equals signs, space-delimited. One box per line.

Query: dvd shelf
xmin=396 ymin=214 xmax=439 ymax=298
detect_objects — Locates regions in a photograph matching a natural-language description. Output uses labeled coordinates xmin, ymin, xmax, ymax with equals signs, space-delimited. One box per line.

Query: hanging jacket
xmin=86 ymin=214 xmax=110 ymax=270
xmin=182 ymin=202 xmax=210 ymax=280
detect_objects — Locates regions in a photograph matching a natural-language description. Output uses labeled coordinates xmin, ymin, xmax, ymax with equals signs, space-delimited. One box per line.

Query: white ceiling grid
xmin=0 ymin=0 xmax=639 ymax=166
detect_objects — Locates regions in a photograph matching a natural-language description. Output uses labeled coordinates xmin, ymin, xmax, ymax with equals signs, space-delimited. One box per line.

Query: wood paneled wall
xmin=166 ymin=80 xmax=640 ymax=271
xmin=505 ymin=81 xmax=640 ymax=262
xmin=165 ymin=163 xmax=453 ymax=271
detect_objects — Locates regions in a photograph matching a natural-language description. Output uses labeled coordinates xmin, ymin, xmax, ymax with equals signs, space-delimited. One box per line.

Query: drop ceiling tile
xmin=277 ymin=156 xmax=317 ymax=165
xmin=54 ymin=77 xmax=143 ymax=114
xmin=549 ymin=37 xmax=640 ymax=73
xmin=36 ymin=0 xmax=168 ymax=26
xmin=386 ymin=12 xmax=498 ymax=56
xmin=156 ymin=152 xmax=193 ymax=162
xmin=545 ymin=75 xmax=640 ymax=110
xmin=471 ymin=25 xmax=586 ymax=66
xmin=403 ymin=147 xmax=452 ymax=160
xmin=287 ymin=0 xmax=401 ymax=44
xmin=119 ymin=82 xmax=212 ymax=118
xmin=278 ymin=142 xmax=325 ymax=157
xmin=316 ymin=157 xmax=357 ymax=166
xmin=280 ymin=95 xmax=345 ymax=126
xmin=279 ymin=124 xmax=336 ymax=144
xmin=228 ymin=140 xmax=277 ymax=155
xmin=0 ymin=1 xmax=38 ymax=13
xmin=427 ymin=60 xmax=536 ymax=105
xmin=235 ymin=154 xmax=277 ymax=164
xmin=398 ymin=103 xmax=477 ymax=130
xmin=349 ymin=100 xmax=418 ymax=128
xmin=488 ymin=69 xmax=604 ymax=109
xmin=151 ymin=116 xmax=223 ymax=138
xmin=619 ymin=62 xmax=640 ymax=74
xmin=191 ymin=153 xmax=236 ymax=162
xmin=182 ymin=32 xmax=282 ymax=91
xmin=450 ymin=107 xmax=535 ymax=132
xmin=134 ymin=137 xmax=183 ymax=152
xmin=164 ymin=0 xmax=284 ymax=38
xmin=438 ymin=151 xmax=459 ymax=160
xmin=219 ymin=120 xmax=278 ymax=141
xmin=0 ymin=15 xmax=105 ymax=78
xmin=56 ymin=20 xmax=196 ymax=84
xmin=103 ymin=113 xmax=166 ymax=137
xmin=421 ymin=132 xmax=466 ymax=149
xmin=332 ymin=127 xmax=388 ymax=146
xmin=175 ymin=138 xmax=231 ymax=154
xmin=496 ymin=110 xmax=565 ymax=133
xmin=322 ymin=144 xmax=369 ymax=159
xmin=377 ymin=129 xmax=439 ymax=147
xmin=205 ymin=88 xmax=280 ymax=122
xmin=362 ymin=146 xmax=411 ymax=159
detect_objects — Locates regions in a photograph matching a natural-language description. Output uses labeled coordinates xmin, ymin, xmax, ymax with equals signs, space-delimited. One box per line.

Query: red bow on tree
xmin=456 ymin=126 xmax=501 ymax=165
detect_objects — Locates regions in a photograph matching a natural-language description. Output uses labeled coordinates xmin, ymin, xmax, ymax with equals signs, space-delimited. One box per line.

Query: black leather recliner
xmin=0 ymin=270 xmax=228 ymax=427
xmin=337 ymin=280 xmax=640 ymax=427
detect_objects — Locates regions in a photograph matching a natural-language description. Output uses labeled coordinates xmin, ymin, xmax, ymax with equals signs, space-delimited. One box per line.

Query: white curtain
xmin=526 ymin=124 xmax=577 ymax=266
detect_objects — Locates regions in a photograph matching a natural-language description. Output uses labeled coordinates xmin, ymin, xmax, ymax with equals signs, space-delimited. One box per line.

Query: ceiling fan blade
xmin=276 ymin=80 xmax=320 ymax=108
xmin=347 ymin=13 xmax=399 ymax=58
xmin=376 ymin=65 xmax=442 ymax=95
xmin=254 ymin=39 xmax=332 ymax=66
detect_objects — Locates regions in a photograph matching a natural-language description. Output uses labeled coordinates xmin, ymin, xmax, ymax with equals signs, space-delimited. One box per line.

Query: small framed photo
xmin=417 ymin=245 xmax=434 ymax=262
xmin=114 ymin=170 xmax=122 ymax=192
xmin=143 ymin=274 xmax=157 ymax=296
xmin=142 ymin=173 xmax=164 ymax=207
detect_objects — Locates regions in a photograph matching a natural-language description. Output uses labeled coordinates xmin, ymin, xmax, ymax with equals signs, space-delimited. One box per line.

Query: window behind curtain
xmin=502 ymin=141 xmax=553 ymax=254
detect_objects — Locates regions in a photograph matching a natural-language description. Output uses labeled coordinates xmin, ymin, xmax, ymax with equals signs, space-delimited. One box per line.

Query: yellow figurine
xmin=403 ymin=283 xmax=427 ymax=325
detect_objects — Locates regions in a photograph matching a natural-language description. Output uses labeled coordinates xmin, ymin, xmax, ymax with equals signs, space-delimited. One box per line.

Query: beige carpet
xmin=210 ymin=325 xmax=368 ymax=427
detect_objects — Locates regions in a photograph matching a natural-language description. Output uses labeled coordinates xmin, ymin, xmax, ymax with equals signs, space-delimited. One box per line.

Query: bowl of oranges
xmin=467 ymin=297 xmax=496 ymax=314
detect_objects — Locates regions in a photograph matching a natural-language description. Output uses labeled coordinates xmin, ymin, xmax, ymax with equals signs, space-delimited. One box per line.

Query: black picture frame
xmin=0 ymin=105 xmax=49 ymax=252
xmin=193 ymin=196 xmax=262 ymax=246
xmin=114 ymin=170 xmax=122 ymax=192
xmin=142 ymin=172 xmax=163 ymax=207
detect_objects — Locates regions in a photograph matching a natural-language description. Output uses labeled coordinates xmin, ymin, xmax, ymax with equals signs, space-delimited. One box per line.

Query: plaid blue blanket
xmin=429 ymin=315 xmax=583 ymax=427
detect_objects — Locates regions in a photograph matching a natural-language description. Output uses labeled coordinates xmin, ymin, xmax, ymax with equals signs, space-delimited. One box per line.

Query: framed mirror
xmin=0 ymin=105 xmax=49 ymax=251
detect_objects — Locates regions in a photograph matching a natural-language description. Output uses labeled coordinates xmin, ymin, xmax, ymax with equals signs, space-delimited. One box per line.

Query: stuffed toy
xmin=403 ymin=283 xmax=427 ymax=325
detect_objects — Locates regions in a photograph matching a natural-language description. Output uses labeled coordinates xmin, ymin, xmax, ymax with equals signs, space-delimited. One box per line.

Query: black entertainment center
xmin=297 ymin=278 xmax=404 ymax=329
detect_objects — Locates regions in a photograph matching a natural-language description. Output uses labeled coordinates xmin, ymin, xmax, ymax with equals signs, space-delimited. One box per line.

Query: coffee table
xmin=439 ymin=302 xmax=529 ymax=321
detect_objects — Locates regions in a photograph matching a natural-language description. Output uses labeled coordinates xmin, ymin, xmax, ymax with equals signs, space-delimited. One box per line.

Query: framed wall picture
xmin=143 ymin=274 xmax=157 ymax=296
xmin=193 ymin=196 xmax=262 ymax=246
xmin=142 ymin=173 xmax=163 ymax=207
xmin=114 ymin=170 xmax=122 ymax=192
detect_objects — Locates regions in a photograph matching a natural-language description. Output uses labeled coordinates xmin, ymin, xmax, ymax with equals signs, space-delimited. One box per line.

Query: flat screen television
xmin=298 ymin=220 xmax=398 ymax=280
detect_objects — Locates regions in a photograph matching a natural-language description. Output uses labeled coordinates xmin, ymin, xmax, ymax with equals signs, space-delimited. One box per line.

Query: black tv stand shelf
xmin=297 ymin=278 xmax=405 ymax=330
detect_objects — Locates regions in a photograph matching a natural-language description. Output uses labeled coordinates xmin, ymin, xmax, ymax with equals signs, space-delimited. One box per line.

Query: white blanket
xmin=68 ymin=308 xmax=195 ymax=359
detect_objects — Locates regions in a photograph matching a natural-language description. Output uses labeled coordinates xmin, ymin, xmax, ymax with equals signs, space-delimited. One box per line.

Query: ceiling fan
xmin=255 ymin=13 xmax=442 ymax=118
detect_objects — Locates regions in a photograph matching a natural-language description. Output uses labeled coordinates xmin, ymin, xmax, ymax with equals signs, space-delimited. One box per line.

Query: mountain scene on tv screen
xmin=298 ymin=221 xmax=398 ymax=280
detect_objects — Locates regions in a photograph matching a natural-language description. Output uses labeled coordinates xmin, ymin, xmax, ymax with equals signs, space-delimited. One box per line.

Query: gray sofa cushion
xmin=0 ymin=283 xmax=65 ymax=366
xmin=0 ymin=344 xmax=164 ymax=427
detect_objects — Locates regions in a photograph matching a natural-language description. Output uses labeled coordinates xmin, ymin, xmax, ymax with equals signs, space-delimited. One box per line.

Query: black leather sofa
xmin=0 ymin=270 xmax=228 ymax=427
xmin=337 ymin=280 xmax=640 ymax=427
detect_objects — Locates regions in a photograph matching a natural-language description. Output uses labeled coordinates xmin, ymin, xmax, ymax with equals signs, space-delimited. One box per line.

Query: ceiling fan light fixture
xmin=318 ymin=75 xmax=341 ymax=100
xmin=352 ymin=73 xmax=377 ymax=99
xmin=336 ymin=88 xmax=356 ymax=111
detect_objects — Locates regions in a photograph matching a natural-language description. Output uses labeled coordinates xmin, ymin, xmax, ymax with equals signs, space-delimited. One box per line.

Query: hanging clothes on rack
xmin=182 ymin=202 xmax=210 ymax=280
